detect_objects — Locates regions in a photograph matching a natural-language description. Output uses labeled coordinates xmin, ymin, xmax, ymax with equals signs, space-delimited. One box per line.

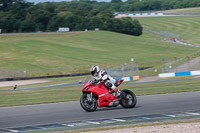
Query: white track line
xmin=61 ymin=124 xmax=74 ymax=127
xmin=5 ymin=129 xmax=19 ymax=132
xmin=185 ymin=112 xmax=200 ymax=116
xmin=87 ymin=121 xmax=100 ymax=124
xmin=166 ymin=115 xmax=176 ymax=117
xmin=112 ymin=119 xmax=126 ymax=122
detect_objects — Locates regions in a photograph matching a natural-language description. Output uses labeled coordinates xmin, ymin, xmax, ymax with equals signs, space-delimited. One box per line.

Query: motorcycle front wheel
xmin=80 ymin=94 xmax=98 ymax=112
xmin=120 ymin=89 xmax=137 ymax=108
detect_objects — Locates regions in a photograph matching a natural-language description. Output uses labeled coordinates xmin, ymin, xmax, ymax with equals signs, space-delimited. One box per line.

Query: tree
xmin=88 ymin=16 xmax=103 ymax=30
xmin=111 ymin=0 xmax=122 ymax=3
xmin=20 ymin=19 xmax=35 ymax=32
xmin=147 ymin=0 xmax=162 ymax=10
xmin=2 ymin=0 xmax=199 ymax=34
xmin=0 ymin=0 xmax=25 ymax=11
xmin=57 ymin=11 xmax=73 ymax=19
xmin=31 ymin=9 xmax=51 ymax=31
xmin=130 ymin=19 xmax=143 ymax=36
xmin=47 ymin=16 xmax=64 ymax=31
xmin=10 ymin=1 xmax=32 ymax=19
xmin=0 ymin=14 xmax=19 ymax=32
xmin=103 ymin=17 xmax=142 ymax=36
xmin=0 ymin=0 xmax=14 ymax=10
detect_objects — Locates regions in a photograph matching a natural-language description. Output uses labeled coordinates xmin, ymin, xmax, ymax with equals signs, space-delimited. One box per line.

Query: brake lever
xmin=90 ymin=79 xmax=97 ymax=85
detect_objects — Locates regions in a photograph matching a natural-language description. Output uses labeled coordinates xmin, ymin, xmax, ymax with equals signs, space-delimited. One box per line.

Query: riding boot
xmin=113 ymin=88 xmax=121 ymax=99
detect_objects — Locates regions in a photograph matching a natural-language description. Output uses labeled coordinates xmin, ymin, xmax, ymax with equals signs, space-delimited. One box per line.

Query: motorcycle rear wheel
xmin=120 ymin=89 xmax=137 ymax=108
xmin=80 ymin=94 xmax=98 ymax=112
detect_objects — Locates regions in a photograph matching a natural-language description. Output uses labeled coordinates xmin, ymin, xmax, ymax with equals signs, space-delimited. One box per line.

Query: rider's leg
xmin=105 ymin=81 xmax=121 ymax=98
xmin=111 ymin=86 xmax=121 ymax=97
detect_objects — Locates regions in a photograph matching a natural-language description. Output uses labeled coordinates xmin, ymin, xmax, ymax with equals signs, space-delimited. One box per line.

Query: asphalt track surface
xmin=0 ymin=91 xmax=200 ymax=129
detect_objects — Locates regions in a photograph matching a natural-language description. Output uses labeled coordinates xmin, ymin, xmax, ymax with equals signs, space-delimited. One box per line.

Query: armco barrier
xmin=0 ymin=73 xmax=90 ymax=81
xmin=116 ymin=13 xmax=163 ymax=18
xmin=158 ymin=70 xmax=200 ymax=78
xmin=115 ymin=76 xmax=140 ymax=82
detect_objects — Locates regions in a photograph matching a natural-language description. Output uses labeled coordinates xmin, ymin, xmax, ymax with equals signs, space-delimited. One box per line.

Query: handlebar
xmin=90 ymin=78 xmax=103 ymax=85
xmin=90 ymin=79 xmax=97 ymax=85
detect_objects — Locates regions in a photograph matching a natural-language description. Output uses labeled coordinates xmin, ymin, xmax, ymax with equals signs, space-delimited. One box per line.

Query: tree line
xmin=0 ymin=0 xmax=143 ymax=36
xmin=0 ymin=0 xmax=199 ymax=35
xmin=113 ymin=0 xmax=200 ymax=11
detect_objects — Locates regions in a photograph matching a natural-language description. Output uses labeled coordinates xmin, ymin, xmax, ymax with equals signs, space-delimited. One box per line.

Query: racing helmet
xmin=90 ymin=65 xmax=100 ymax=76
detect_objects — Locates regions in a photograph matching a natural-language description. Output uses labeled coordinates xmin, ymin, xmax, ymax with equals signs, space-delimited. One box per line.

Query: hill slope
xmin=0 ymin=31 xmax=198 ymax=75
xmin=165 ymin=7 xmax=200 ymax=13
xmin=136 ymin=16 xmax=200 ymax=45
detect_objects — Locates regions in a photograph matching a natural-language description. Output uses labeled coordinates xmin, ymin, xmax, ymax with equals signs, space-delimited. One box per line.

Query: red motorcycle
xmin=80 ymin=78 xmax=137 ymax=112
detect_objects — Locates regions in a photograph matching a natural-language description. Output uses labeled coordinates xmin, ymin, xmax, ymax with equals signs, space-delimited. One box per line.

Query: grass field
xmin=0 ymin=31 xmax=199 ymax=76
xmin=0 ymin=75 xmax=91 ymax=89
xmin=166 ymin=7 xmax=200 ymax=13
xmin=185 ymin=39 xmax=200 ymax=45
xmin=137 ymin=16 xmax=200 ymax=44
xmin=0 ymin=78 xmax=200 ymax=107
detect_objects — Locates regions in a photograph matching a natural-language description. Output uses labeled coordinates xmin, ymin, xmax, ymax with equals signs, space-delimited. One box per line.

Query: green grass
xmin=0 ymin=75 xmax=91 ymax=90
xmin=137 ymin=16 xmax=200 ymax=44
xmin=123 ymin=79 xmax=200 ymax=95
xmin=0 ymin=79 xmax=200 ymax=107
xmin=166 ymin=7 xmax=200 ymax=13
xmin=0 ymin=85 xmax=81 ymax=107
xmin=159 ymin=75 xmax=200 ymax=81
xmin=186 ymin=40 xmax=200 ymax=45
xmin=0 ymin=31 xmax=199 ymax=76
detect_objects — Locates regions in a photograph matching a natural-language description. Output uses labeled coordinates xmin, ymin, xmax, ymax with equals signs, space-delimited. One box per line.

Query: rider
xmin=90 ymin=65 xmax=121 ymax=98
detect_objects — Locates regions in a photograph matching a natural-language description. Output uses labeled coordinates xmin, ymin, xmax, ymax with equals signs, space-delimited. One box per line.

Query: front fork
xmin=86 ymin=92 xmax=99 ymax=106
xmin=87 ymin=92 xmax=93 ymax=101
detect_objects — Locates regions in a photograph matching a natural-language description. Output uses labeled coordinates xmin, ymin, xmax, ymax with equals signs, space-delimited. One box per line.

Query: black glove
xmin=90 ymin=79 xmax=97 ymax=85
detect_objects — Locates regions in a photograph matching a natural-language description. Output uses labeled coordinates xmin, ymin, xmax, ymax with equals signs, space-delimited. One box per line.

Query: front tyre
xmin=120 ymin=89 xmax=137 ymax=108
xmin=80 ymin=94 xmax=98 ymax=112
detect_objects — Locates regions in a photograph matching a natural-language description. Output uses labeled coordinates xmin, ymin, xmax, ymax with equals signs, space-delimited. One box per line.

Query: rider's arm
xmin=93 ymin=70 xmax=108 ymax=82
xmin=101 ymin=72 xmax=108 ymax=81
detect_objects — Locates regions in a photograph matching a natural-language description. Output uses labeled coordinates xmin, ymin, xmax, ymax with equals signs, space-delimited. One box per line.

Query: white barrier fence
xmin=159 ymin=70 xmax=200 ymax=78
xmin=116 ymin=13 xmax=163 ymax=18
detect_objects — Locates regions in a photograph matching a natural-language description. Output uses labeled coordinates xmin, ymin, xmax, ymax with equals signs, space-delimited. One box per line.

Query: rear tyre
xmin=120 ymin=89 xmax=137 ymax=108
xmin=80 ymin=94 xmax=98 ymax=112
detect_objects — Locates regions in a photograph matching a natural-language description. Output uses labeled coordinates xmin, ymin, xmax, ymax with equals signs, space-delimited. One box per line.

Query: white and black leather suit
xmin=93 ymin=69 xmax=117 ymax=90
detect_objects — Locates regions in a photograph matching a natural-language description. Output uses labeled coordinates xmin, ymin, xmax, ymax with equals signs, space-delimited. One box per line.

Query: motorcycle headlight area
xmin=83 ymin=86 xmax=89 ymax=91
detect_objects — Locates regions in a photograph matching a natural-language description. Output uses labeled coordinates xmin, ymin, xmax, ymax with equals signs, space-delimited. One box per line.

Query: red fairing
xmin=82 ymin=79 xmax=117 ymax=107
xmin=116 ymin=79 xmax=124 ymax=87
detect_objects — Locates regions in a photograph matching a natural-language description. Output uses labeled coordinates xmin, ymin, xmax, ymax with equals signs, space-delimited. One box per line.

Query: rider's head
xmin=90 ymin=65 xmax=100 ymax=76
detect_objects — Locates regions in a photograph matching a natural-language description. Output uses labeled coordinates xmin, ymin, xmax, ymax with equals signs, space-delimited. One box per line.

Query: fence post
xmin=116 ymin=66 xmax=119 ymax=77
xmin=187 ymin=56 xmax=190 ymax=71
xmin=12 ymin=70 xmax=14 ymax=78
xmin=24 ymin=70 xmax=27 ymax=78
xmin=131 ymin=58 xmax=134 ymax=76
xmin=136 ymin=63 xmax=139 ymax=75
xmin=6 ymin=70 xmax=8 ymax=79
xmin=121 ymin=64 xmax=124 ymax=77
xmin=146 ymin=69 xmax=148 ymax=77
xmin=162 ymin=59 xmax=166 ymax=73
xmin=174 ymin=57 xmax=177 ymax=72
